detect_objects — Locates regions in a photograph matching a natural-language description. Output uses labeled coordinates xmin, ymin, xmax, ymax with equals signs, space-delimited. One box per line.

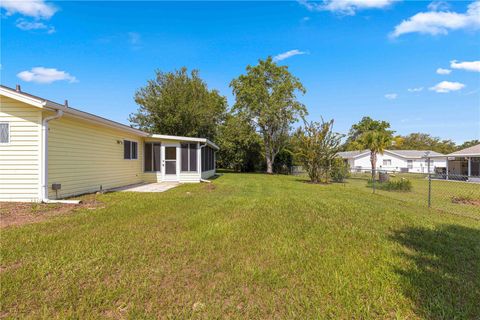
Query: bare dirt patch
xmin=204 ymin=183 xmax=216 ymax=191
xmin=451 ymin=196 xmax=480 ymax=207
xmin=0 ymin=194 xmax=104 ymax=228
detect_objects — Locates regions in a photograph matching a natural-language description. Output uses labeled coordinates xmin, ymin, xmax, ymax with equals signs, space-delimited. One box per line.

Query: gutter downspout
xmin=199 ymin=143 xmax=211 ymax=183
xmin=40 ymin=102 xmax=80 ymax=204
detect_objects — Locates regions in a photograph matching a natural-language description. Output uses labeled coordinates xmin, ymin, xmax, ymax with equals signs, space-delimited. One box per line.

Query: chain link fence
xmin=292 ymin=166 xmax=480 ymax=219
xmin=348 ymin=169 xmax=480 ymax=218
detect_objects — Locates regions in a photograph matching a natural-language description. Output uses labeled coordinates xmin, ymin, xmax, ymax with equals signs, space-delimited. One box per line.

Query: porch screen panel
xmin=189 ymin=143 xmax=197 ymax=171
xmin=153 ymin=143 xmax=161 ymax=171
xmin=145 ymin=143 xmax=152 ymax=171
xmin=181 ymin=144 xmax=189 ymax=171
xmin=202 ymin=147 xmax=206 ymax=171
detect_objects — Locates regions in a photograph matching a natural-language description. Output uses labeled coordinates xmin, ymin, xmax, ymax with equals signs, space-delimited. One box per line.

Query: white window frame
xmin=0 ymin=122 xmax=10 ymax=144
xmin=123 ymin=139 xmax=138 ymax=160
xmin=383 ymin=159 xmax=392 ymax=166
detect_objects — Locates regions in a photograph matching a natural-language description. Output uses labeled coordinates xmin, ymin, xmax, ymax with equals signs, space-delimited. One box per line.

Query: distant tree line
xmin=129 ymin=60 xmax=477 ymax=181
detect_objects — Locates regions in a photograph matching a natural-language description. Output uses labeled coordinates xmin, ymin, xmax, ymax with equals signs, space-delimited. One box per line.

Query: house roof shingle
xmin=447 ymin=144 xmax=480 ymax=157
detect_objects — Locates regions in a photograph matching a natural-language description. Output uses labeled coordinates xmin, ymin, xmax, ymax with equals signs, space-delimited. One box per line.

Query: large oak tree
xmin=230 ymin=57 xmax=307 ymax=174
xmin=130 ymin=68 xmax=227 ymax=140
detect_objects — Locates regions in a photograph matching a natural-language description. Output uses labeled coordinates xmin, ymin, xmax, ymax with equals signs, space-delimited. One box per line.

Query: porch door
xmin=163 ymin=145 xmax=178 ymax=181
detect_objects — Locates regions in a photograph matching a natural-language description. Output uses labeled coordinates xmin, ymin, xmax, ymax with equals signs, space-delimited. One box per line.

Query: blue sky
xmin=1 ymin=0 xmax=479 ymax=143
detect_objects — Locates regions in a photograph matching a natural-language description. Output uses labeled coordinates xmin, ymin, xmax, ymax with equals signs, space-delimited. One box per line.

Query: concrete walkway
xmin=111 ymin=182 xmax=179 ymax=193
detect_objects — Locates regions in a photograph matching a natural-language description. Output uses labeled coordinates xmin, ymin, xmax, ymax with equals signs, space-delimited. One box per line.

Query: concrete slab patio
xmin=111 ymin=182 xmax=179 ymax=193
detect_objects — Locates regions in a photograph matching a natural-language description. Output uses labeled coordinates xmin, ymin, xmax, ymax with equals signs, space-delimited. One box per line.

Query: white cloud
xmin=273 ymin=49 xmax=308 ymax=62
xmin=390 ymin=0 xmax=480 ymax=37
xmin=17 ymin=67 xmax=77 ymax=84
xmin=436 ymin=68 xmax=451 ymax=75
xmin=384 ymin=93 xmax=398 ymax=100
xmin=298 ymin=0 xmax=397 ymax=16
xmin=450 ymin=60 xmax=480 ymax=72
xmin=16 ymin=18 xmax=55 ymax=33
xmin=427 ymin=1 xmax=450 ymax=12
xmin=0 ymin=0 xmax=56 ymax=19
xmin=429 ymin=81 xmax=465 ymax=93
xmin=407 ymin=87 xmax=424 ymax=92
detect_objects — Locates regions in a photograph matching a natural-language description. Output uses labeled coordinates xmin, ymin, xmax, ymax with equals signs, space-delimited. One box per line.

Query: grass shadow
xmin=390 ymin=225 xmax=480 ymax=319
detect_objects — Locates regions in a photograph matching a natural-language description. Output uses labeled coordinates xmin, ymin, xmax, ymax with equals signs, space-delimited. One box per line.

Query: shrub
xmin=330 ymin=158 xmax=350 ymax=182
xmin=367 ymin=178 xmax=412 ymax=192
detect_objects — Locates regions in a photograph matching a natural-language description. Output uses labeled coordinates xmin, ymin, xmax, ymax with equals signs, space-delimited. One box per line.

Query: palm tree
xmin=359 ymin=130 xmax=392 ymax=180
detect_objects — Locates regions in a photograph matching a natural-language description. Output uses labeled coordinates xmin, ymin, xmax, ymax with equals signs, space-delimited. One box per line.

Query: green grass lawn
xmin=1 ymin=173 xmax=479 ymax=319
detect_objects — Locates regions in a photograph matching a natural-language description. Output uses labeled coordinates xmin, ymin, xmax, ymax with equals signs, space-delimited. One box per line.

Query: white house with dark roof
xmin=338 ymin=149 xmax=446 ymax=173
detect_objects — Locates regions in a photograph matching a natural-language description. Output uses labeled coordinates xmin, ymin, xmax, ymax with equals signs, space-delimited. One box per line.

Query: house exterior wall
xmin=47 ymin=113 xmax=144 ymax=199
xmin=349 ymin=151 xmax=446 ymax=173
xmin=0 ymin=97 xmax=42 ymax=202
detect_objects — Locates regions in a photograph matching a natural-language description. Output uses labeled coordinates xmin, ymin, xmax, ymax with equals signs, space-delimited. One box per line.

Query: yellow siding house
xmin=0 ymin=85 xmax=218 ymax=202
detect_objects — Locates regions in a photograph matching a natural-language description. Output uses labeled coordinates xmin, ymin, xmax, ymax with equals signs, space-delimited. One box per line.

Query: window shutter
xmin=0 ymin=123 xmax=8 ymax=143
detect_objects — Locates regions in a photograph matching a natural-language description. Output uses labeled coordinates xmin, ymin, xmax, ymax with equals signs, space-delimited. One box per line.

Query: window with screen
xmin=181 ymin=143 xmax=198 ymax=172
xmin=0 ymin=123 xmax=9 ymax=143
xmin=144 ymin=142 xmax=161 ymax=172
xmin=201 ymin=146 xmax=215 ymax=172
xmin=383 ymin=159 xmax=392 ymax=166
xmin=124 ymin=140 xmax=138 ymax=160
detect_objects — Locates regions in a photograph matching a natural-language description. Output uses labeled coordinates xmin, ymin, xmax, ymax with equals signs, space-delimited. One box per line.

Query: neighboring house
xmin=431 ymin=143 xmax=480 ymax=181
xmin=338 ymin=149 xmax=446 ymax=173
xmin=0 ymin=85 xmax=218 ymax=202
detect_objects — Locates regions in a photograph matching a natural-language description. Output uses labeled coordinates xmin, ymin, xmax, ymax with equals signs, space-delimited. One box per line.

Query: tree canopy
xmin=230 ymin=57 xmax=307 ymax=173
xmin=130 ymin=68 xmax=227 ymax=140
xmin=344 ymin=117 xmax=394 ymax=151
xmin=391 ymin=133 xmax=457 ymax=154
xmin=216 ymin=113 xmax=262 ymax=172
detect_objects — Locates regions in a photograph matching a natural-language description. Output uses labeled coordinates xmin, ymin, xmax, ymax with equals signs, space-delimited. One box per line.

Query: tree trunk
xmin=265 ymin=137 xmax=274 ymax=174
xmin=266 ymin=155 xmax=273 ymax=174
xmin=370 ymin=151 xmax=377 ymax=180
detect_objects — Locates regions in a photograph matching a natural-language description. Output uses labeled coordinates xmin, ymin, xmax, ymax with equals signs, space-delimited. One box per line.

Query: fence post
xmin=428 ymin=173 xmax=432 ymax=208
xmin=372 ymin=168 xmax=376 ymax=194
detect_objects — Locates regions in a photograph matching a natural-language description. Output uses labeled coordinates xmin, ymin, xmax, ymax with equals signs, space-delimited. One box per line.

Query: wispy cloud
xmin=427 ymin=1 xmax=450 ymax=12
xmin=16 ymin=18 xmax=55 ymax=33
xmin=0 ymin=0 xmax=56 ymax=19
xmin=450 ymin=60 xmax=480 ymax=72
xmin=390 ymin=0 xmax=480 ymax=38
xmin=273 ymin=49 xmax=308 ymax=62
xmin=128 ymin=32 xmax=142 ymax=50
xmin=298 ymin=0 xmax=397 ymax=16
xmin=17 ymin=67 xmax=77 ymax=84
xmin=436 ymin=68 xmax=451 ymax=75
xmin=1 ymin=0 xmax=58 ymax=33
xmin=407 ymin=87 xmax=424 ymax=92
xmin=384 ymin=93 xmax=398 ymax=100
xmin=429 ymin=81 xmax=465 ymax=93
